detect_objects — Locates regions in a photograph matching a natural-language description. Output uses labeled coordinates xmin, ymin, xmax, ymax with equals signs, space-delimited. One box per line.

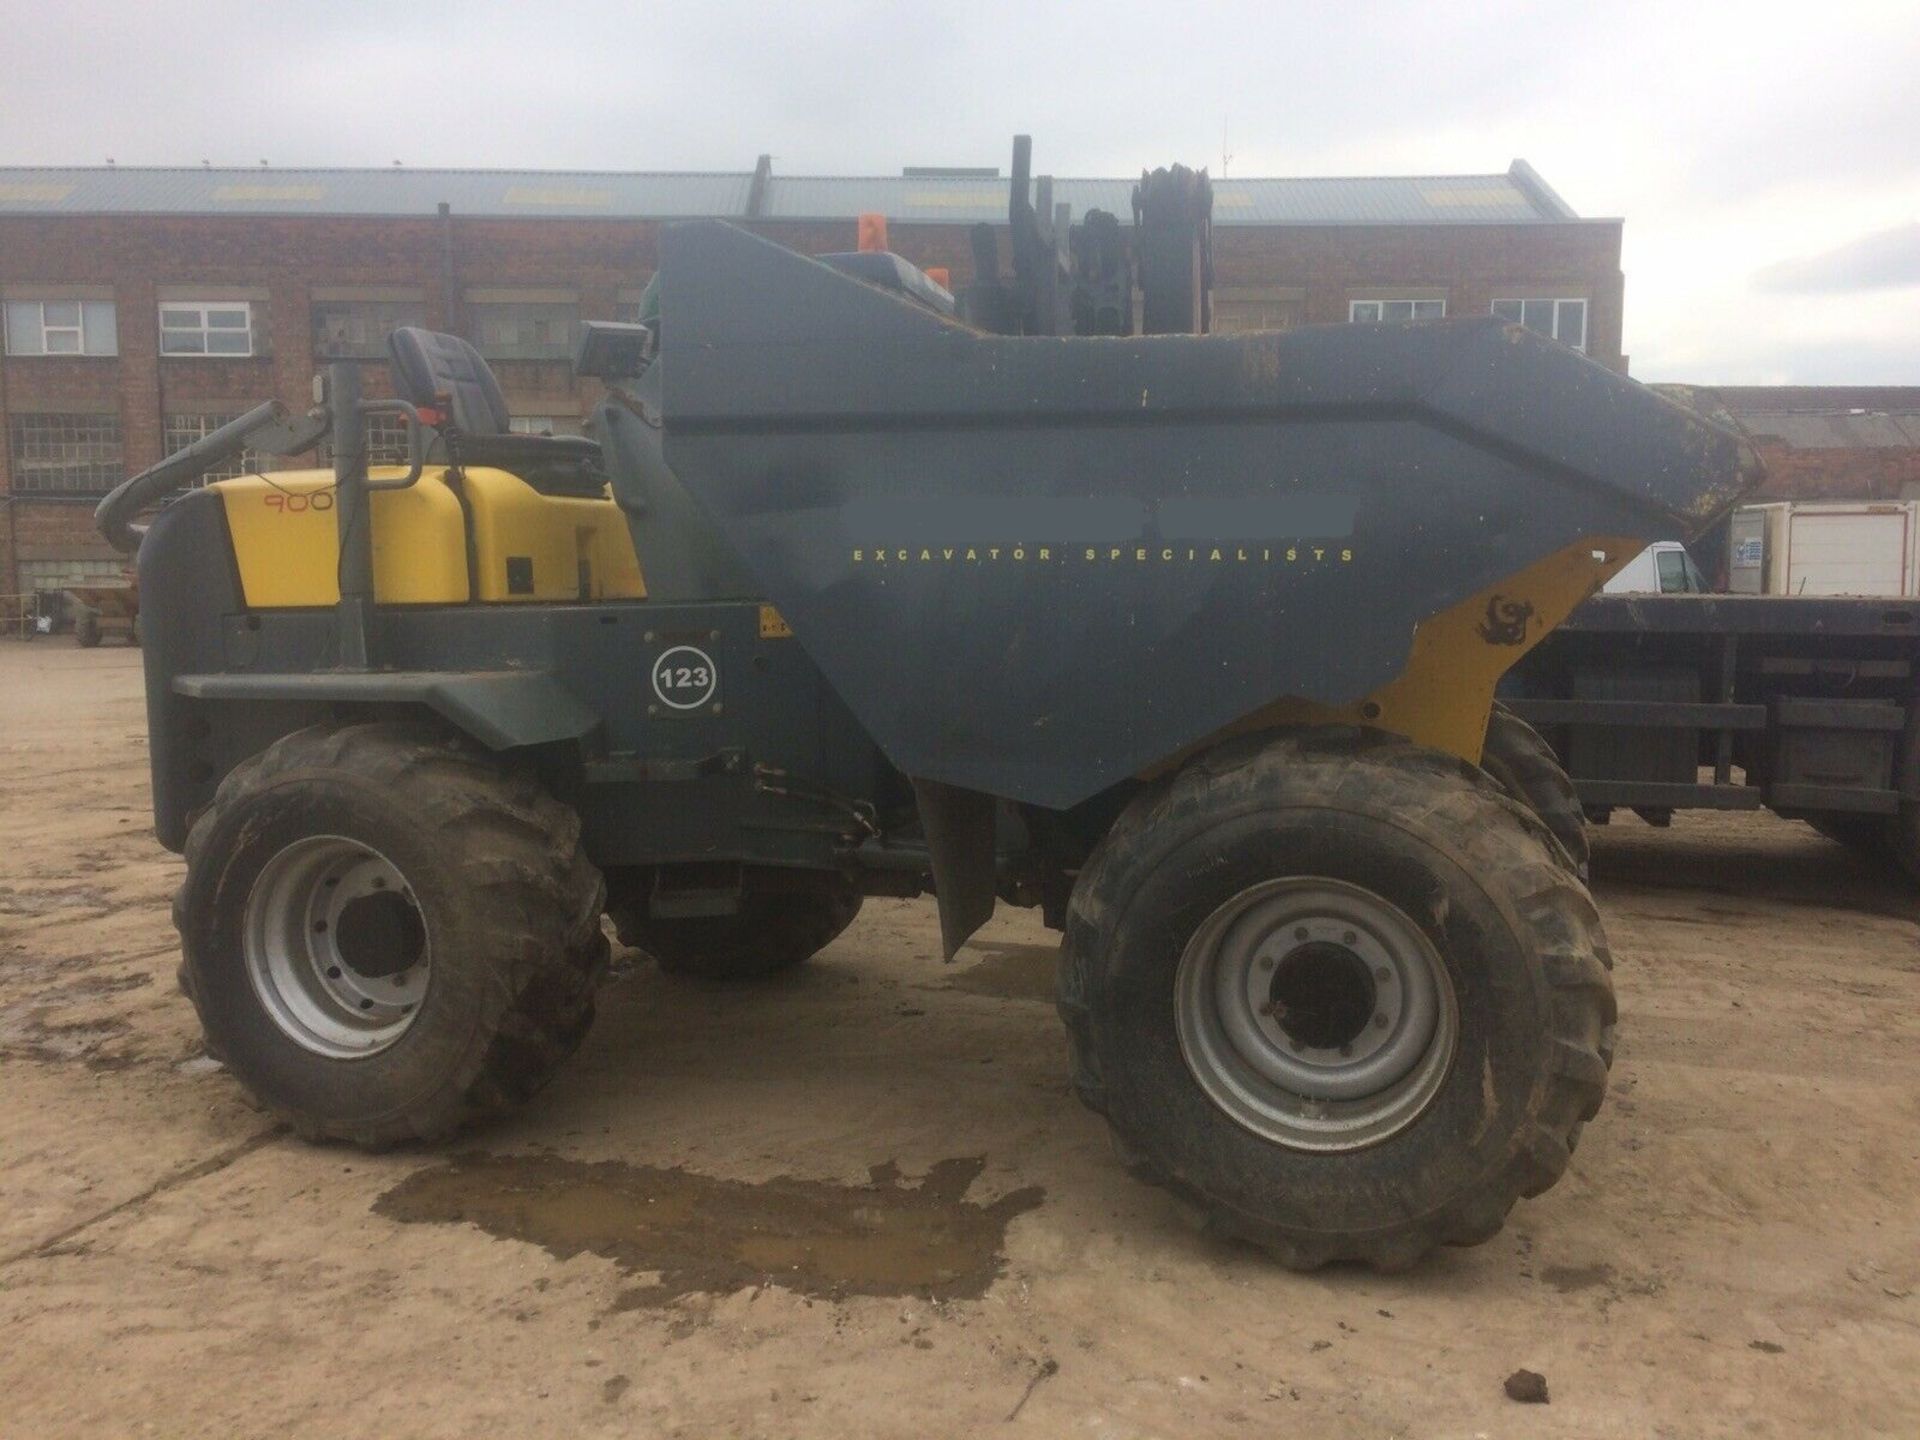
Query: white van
xmin=1603 ymin=540 xmax=1706 ymax=594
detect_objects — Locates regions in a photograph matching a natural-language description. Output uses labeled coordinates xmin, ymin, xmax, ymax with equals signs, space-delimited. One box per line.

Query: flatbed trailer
xmin=1505 ymin=591 xmax=1920 ymax=872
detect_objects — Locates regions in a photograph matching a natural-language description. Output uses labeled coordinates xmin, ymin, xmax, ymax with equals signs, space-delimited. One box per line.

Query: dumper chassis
xmin=99 ymin=140 xmax=1754 ymax=1269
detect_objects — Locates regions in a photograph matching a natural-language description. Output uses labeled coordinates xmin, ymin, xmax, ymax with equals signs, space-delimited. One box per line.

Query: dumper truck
xmin=96 ymin=140 xmax=1755 ymax=1270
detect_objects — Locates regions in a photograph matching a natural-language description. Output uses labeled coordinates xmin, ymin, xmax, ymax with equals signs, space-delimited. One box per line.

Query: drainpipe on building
xmin=438 ymin=202 xmax=460 ymax=335
xmin=0 ymin=340 xmax=16 ymax=601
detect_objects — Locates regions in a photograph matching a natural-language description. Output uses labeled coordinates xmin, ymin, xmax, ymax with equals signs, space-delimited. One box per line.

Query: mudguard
xmin=655 ymin=221 xmax=1757 ymax=811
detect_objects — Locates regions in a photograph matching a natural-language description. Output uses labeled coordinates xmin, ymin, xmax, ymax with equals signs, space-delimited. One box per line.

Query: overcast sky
xmin=2 ymin=0 xmax=1915 ymax=383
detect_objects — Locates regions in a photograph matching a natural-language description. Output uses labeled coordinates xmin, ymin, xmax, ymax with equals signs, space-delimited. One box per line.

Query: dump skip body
xmin=653 ymin=221 xmax=1755 ymax=810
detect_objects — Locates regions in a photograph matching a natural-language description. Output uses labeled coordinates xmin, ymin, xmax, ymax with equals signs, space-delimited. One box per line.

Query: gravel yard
xmin=3 ymin=642 xmax=1917 ymax=1439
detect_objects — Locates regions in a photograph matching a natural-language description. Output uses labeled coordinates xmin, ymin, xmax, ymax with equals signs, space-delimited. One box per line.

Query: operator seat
xmin=385 ymin=327 xmax=608 ymax=498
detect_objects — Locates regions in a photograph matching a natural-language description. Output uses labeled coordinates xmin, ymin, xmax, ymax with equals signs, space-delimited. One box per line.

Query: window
xmin=1492 ymin=298 xmax=1587 ymax=352
xmin=19 ymin=558 xmax=125 ymax=593
xmin=164 ymin=413 xmax=259 ymax=483
xmin=317 ymin=415 xmax=412 ymax=468
xmin=367 ymin=415 xmax=411 ymax=464
xmin=1350 ymin=298 xmax=1445 ymax=323
xmin=159 ymin=300 xmax=257 ymax=356
xmin=7 ymin=412 xmax=124 ymax=493
xmin=1212 ymin=290 xmax=1305 ymax=335
xmin=313 ymin=297 xmax=425 ymax=359
xmin=507 ymin=416 xmax=580 ymax=436
xmin=1654 ymin=547 xmax=1705 ymax=594
xmin=4 ymin=299 xmax=118 ymax=356
xmin=469 ymin=301 xmax=578 ymax=360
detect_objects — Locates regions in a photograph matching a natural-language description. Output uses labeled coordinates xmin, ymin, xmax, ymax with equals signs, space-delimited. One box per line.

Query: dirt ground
xmin=2 ymin=642 xmax=1917 ymax=1440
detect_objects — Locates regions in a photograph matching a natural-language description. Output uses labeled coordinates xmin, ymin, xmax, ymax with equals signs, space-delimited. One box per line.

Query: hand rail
xmin=357 ymin=397 xmax=429 ymax=491
xmin=93 ymin=401 xmax=287 ymax=553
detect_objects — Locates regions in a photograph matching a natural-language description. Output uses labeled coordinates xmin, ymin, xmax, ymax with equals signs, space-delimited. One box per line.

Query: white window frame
xmin=1491 ymin=297 xmax=1587 ymax=352
xmin=4 ymin=298 xmax=118 ymax=356
xmin=1349 ymin=298 xmax=1446 ymax=323
xmin=159 ymin=300 xmax=256 ymax=357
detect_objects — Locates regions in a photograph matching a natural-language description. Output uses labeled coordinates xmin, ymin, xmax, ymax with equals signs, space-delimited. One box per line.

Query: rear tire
xmin=1808 ymin=813 xmax=1891 ymax=859
xmin=74 ymin=610 xmax=101 ymax=648
xmin=1059 ymin=728 xmax=1614 ymax=1271
xmin=1482 ymin=702 xmax=1589 ymax=879
xmin=612 ymin=884 xmax=863 ymax=981
xmin=176 ymin=722 xmax=608 ymax=1147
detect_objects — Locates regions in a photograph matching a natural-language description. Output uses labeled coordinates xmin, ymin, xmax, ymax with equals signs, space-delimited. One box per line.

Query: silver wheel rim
xmin=1174 ymin=876 xmax=1458 ymax=1152
xmin=243 ymin=835 xmax=430 ymax=1058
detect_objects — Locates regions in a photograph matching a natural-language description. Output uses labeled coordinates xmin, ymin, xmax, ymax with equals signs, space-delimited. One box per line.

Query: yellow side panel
xmin=460 ymin=467 xmax=646 ymax=602
xmin=216 ymin=469 xmax=470 ymax=606
xmin=1151 ymin=534 xmax=1644 ymax=771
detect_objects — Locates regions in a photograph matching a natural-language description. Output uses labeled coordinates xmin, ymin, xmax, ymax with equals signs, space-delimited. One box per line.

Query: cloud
xmin=0 ymin=0 xmax=1916 ymax=383
xmin=1752 ymin=224 xmax=1920 ymax=295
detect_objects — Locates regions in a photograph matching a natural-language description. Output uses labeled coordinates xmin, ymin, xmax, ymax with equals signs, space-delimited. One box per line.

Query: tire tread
xmin=175 ymin=722 xmax=607 ymax=1148
xmin=1058 ymin=728 xmax=1615 ymax=1271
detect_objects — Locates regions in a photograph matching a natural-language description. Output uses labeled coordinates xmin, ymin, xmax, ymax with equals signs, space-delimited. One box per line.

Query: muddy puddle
xmin=374 ymin=1154 xmax=1043 ymax=1307
xmin=942 ymin=942 xmax=1058 ymax=1002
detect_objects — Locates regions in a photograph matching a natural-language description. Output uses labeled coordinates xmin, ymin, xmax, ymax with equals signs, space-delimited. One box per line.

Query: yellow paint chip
xmin=1418 ymin=186 xmax=1526 ymax=210
xmin=0 ymin=182 xmax=74 ymax=203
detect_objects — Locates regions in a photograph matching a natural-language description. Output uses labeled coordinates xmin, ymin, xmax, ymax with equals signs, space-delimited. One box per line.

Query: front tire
xmin=176 ymin=723 xmax=608 ymax=1147
xmin=1059 ymin=729 xmax=1614 ymax=1270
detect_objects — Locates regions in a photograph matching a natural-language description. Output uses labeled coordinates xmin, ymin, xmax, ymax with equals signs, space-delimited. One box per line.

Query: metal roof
xmin=1734 ymin=411 xmax=1920 ymax=451
xmin=0 ymin=163 xmax=1584 ymax=226
xmin=1701 ymin=387 xmax=1920 ymax=452
xmin=1710 ymin=386 xmax=1920 ymax=416
xmin=0 ymin=168 xmax=757 ymax=218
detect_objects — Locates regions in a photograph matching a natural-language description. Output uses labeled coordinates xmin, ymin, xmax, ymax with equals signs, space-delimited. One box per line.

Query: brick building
xmin=1701 ymin=387 xmax=1920 ymax=504
xmin=0 ymin=159 xmax=1624 ymax=599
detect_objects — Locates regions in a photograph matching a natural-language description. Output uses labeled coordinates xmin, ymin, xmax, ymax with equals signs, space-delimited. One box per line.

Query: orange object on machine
xmin=924 ymin=267 xmax=950 ymax=289
xmin=857 ymin=213 xmax=890 ymax=253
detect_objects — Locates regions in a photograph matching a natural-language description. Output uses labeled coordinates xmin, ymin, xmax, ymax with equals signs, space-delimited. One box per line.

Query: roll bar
xmin=94 ymin=393 xmax=428 ymax=554
xmin=94 ymin=401 xmax=287 ymax=553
